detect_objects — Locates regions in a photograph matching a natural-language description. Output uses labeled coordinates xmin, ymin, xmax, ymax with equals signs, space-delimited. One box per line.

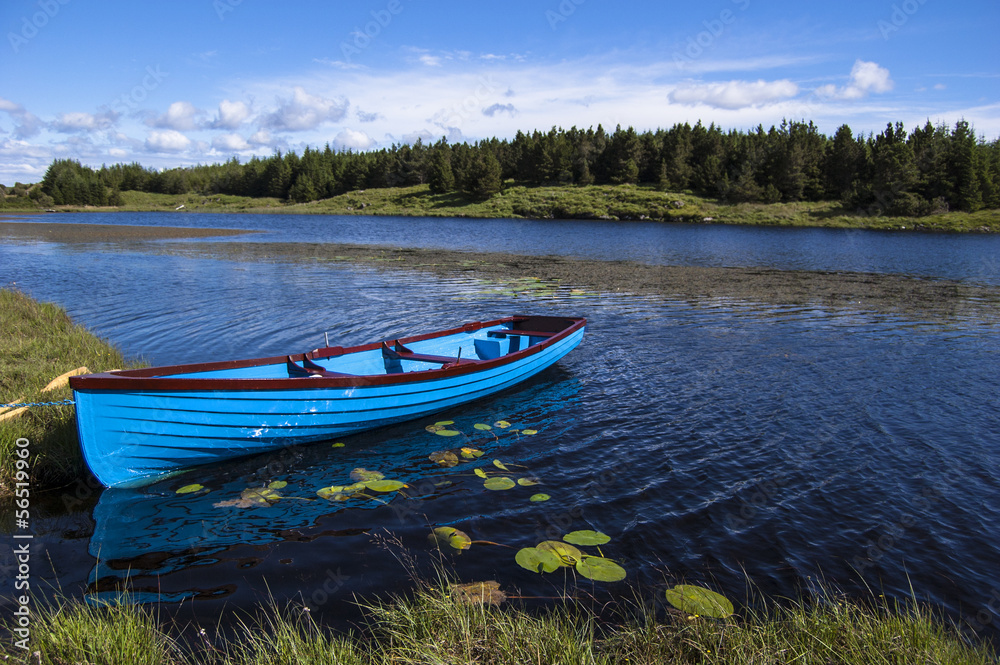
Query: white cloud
xmin=51 ymin=110 xmax=119 ymax=133
xmin=150 ymin=101 xmax=202 ymax=130
xmin=212 ymin=100 xmax=250 ymax=129
xmin=262 ymin=86 xmax=348 ymax=131
xmin=0 ymin=97 xmax=44 ymax=139
xmin=816 ymin=60 xmax=893 ymax=100
xmin=419 ymin=54 xmax=442 ymax=67
xmin=669 ymin=79 xmax=799 ymax=109
xmin=212 ymin=133 xmax=250 ymax=151
xmin=332 ymin=129 xmax=375 ymax=151
xmin=145 ymin=130 xmax=191 ymax=153
xmin=248 ymin=129 xmax=275 ymax=146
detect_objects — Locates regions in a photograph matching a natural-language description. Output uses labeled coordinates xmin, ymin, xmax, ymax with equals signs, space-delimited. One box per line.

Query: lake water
xmin=2 ymin=212 xmax=999 ymax=643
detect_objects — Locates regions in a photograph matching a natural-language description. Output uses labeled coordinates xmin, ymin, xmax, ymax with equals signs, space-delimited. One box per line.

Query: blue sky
xmin=1 ymin=0 xmax=997 ymax=185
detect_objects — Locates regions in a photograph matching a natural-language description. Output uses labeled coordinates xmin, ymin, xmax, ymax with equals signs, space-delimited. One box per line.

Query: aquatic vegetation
xmin=665 ymin=584 xmax=735 ymax=619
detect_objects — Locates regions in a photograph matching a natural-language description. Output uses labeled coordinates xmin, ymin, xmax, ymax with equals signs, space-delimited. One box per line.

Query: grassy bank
xmin=50 ymin=183 xmax=1000 ymax=233
xmin=0 ymin=289 xmax=137 ymax=496
xmin=2 ymin=582 xmax=994 ymax=664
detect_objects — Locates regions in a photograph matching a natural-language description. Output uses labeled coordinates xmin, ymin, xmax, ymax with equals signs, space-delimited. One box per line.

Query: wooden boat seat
xmin=487 ymin=329 xmax=559 ymax=338
xmin=381 ymin=341 xmax=478 ymax=367
xmin=286 ymin=356 xmax=354 ymax=378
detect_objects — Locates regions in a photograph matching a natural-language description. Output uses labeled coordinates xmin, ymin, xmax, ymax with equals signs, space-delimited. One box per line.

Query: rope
xmin=0 ymin=399 xmax=75 ymax=409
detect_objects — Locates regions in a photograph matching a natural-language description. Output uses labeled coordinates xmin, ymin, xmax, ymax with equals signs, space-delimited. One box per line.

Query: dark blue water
xmin=2 ymin=213 xmax=999 ymax=643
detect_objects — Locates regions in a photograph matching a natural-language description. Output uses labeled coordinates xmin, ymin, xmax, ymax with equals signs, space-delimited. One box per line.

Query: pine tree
xmin=427 ymin=145 xmax=455 ymax=194
xmin=465 ymin=151 xmax=502 ymax=200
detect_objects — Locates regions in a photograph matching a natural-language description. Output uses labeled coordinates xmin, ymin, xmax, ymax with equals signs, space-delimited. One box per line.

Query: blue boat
xmin=70 ymin=315 xmax=586 ymax=488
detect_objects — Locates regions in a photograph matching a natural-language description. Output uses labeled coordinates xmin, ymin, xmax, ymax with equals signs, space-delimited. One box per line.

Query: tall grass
xmin=2 ymin=582 xmax=994 ymax=664
xmin=0 ymin=288 xmax=138 ymax=496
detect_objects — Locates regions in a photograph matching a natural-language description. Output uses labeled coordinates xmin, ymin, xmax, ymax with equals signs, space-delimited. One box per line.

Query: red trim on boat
xmin=69 ymin=316 xmax=586 ymax=392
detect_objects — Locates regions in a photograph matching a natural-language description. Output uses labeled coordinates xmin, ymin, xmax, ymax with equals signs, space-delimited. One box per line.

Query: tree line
xmin=40 ymin=119 xmax=1000 ymax=215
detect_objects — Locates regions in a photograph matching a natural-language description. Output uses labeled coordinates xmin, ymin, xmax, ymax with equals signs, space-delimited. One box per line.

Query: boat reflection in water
xmin=86 ymin=371 xmax=582 ymax=606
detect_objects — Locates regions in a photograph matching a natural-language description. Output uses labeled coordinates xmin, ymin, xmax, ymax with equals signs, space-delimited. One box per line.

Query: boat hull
xmin=71 ymin=316 xmax=585 ymax=487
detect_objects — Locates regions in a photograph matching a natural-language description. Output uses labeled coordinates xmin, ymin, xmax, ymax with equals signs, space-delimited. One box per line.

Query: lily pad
xmin=563 ymin=530 xmax=611 ymax=546
xmin=517 ymin=477 xmax=540 ymax=486
xmin=529 ymin=493 xmax=551 ymax=502
xmin=363 ymin=479 xmax=407 ymax=492
xmin=331 ymin=442 xmax=345 ymax=448
xmin=473 ymin=424 xmax=492 ymax=431
xmin=494 ymin=420 xmax=511 ymax=429
xmin=536 ymin=540 xmax=582 ymax=567
xmin=435 ymin=429 xmax=461 ymax=437
xmin=664 ymin=585 xmax=734 ymax=619
xmin=317 ymin=482 xmax=365 ymax=500
xmin=175 ymin=483 xmax=204 ymax=495
xmin=268 ymin=480 xmax=287 ymax=490
xmin=521 ymin=429 xmax=538 ymax=436
xmin=429 ymin=526 xmax=472 ymax=551
xmin=215 ymin=487 xmax=281 ymax=508
xmin=242 ymin=487 xmax=280 ymax=504
xmin=351 ymin=468 xmax=384 ymax=482
xmin=483 ymin=476 xmax=516 ymax=491
xmin=425 ymin=420 xmax=457 ymax=434
xmin=515 ymin=547 xmax=562 ymax=573
xmin=450 ymin=580 xmax=506 ymax=605
xmin=460 ymin=446 xmax=485 ymax=458
xmin=429 ymin=450 xmax=459 ymax=467
xmin=474 ymin=468 xmax=489 ymax=479
xmin=576 ymin=556 xmax=626 ymax=582
xmin=493 ymin=459 xmax=510 ymax=471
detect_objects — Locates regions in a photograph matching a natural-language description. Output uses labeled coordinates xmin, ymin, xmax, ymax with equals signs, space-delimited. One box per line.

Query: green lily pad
xmin=483 ymin=476 xmax=516 ymax=490
xmin=474 ymin=468 xmax=489 ymax=479
xmin=317 ymin=482 xmax=365 ymax=500
xmin=563 ymin=530 xmax=611 ymax=546
xmin=664 ymin=585 xmax=734 ymax=619
xmin=268 ymin=480 xmax=287 ymax=490
xmin=429 ymin=526 xmax=472 ymax=551
xmin=515 ymin=547 xmax=561 ymax=573
xmin=364 ymin=479 xmax=407 ymax=492
xmin=425 ymin=420 xmax=457 ymax=434
xmin=429 ymin=450 xmax=459 ymax=467
xmin=331 ymin=442 xmax=345 ymax=448
xmin=494 ymin=420 xmax=511 ymax=429
xmin=521 ymin=429 xmax=538 ymax=435
xmin=529 ymin=493 xmax=551 ymax=502
xmin=176 ymin=483 xmax=204 ymax=495
xmin=517 ymin=477 xmax=540 ymax=486
xmin=473 ymin=423 xmax=492 ymax=431
xmin=241 ymin=487 xmax=280 ymax=505
xmin=493 ymin=459 xmax=510 ymax=471
xmin=575 ymin=556 xmax=626 ymax=582
xmin=461 ymin=446 xmax=485 ymax=458
xmin=536 ymin=540 xmax=582 ymax=566
xmin=351 ymin=468 xmax=384 ymax=482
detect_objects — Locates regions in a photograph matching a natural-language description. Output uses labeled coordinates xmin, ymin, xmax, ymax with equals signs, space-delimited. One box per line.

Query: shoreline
xmin=20 ymin=182 xmax=1000 ymax=233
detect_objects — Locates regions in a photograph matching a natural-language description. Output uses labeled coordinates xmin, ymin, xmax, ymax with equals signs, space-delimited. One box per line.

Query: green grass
xmin=51 ymin=183 xmax=1000 ymax=232
xmin=0 ymin=288 xmax=140 ymax=497
xmin=1 ymin=582 xmax=994 ymax=664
